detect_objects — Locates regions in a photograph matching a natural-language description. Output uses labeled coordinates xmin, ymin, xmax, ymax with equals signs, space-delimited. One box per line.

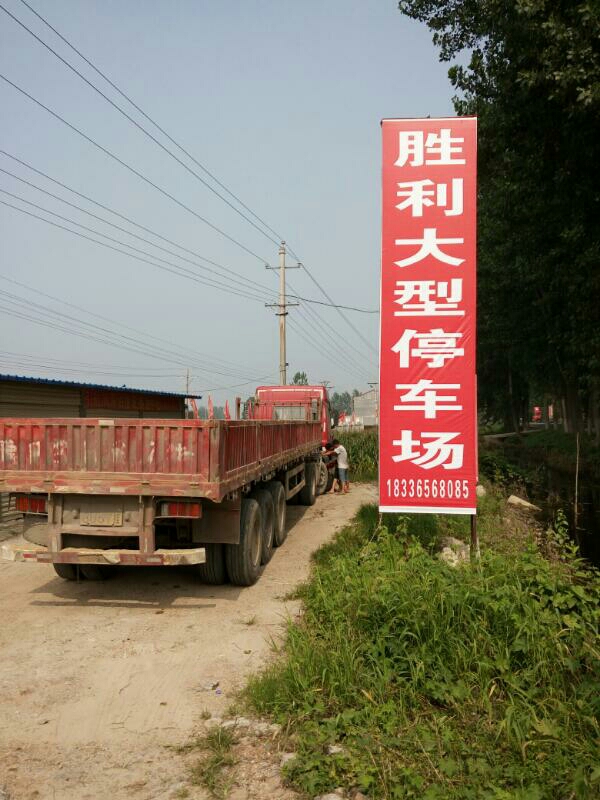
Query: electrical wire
xmin=288 ymin=294 xmax=378 ymax=314
xmin=0 ymin=161 xmax=280 ymax=298
xmin=0 ymin=276 xmax=270 ymax=381
xmin=0 ymin=180 xmax=372 ymax=382
xmin=0 ymin=291 xmax=261 ymax=382
xmin=294 ymin=261 xmax=378 ymax=355
xmin=0 ymin=72 xmax=271 ymax=264
xmin=0 ymin=197 xmax=370 ymax=384
xmin=0 ymin=197 xmax=270 ymax=304
xmin=0 ymin=150 xmax=274 ymax=295
xmin=0 ymin=274 xmax=270 ymax=377
xmin=288 ymin=280 xmax=375 ymax=369
xmin=11 ymin=0 xmax=285 ymax=246
xmin=0 ymin=186 xmax=273 ymax=303
xmin=0 ymin=76 xmax=376 ymax=358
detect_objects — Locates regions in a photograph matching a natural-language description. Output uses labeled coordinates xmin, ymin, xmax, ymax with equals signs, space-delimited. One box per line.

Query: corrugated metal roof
xmin=0 ymin=373 xmax=202 ymax=399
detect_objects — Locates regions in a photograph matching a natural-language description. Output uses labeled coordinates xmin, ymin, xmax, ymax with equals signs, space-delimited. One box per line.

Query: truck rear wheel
xmin=225 ymin=498 xmax=262 ymax=586
xmin=299 ymin=461 xmax=317 ymax=506
xmin=196 ymin=543 xmax=227 ymax=585
xmin=53 ymin=563 xmax=77 ymax=581
xmin=266 ymin=481 xmax=287 ymax=546
xmin=252 ymin=489 xmax=274 ymax=565
xmin=80 ymin=565 xmax=112 ymax=580
xmin=316 ymin=460 xmax=328 ymax=495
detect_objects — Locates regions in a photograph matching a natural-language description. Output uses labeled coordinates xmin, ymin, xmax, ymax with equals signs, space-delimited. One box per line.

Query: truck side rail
xmin=0 ymin=418 xmax=321 ymax=501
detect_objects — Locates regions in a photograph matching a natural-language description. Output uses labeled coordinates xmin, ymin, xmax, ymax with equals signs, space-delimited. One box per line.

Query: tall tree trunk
xmin=508 ymin=369 xmax=520 ymax=433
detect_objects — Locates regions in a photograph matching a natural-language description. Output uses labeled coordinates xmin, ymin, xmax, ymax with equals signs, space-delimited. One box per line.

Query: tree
xmin=291 ymin=371 xmax=309 ymax=385
xmin=330 ymin=389 xmax=361 ymax=423
xmin=398 ymin=0 xmax=600 ymax=434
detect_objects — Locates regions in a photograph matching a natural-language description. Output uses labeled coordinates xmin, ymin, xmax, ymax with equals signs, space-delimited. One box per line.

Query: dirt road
xmin=0 ymin=484 xmax=376 ymax=800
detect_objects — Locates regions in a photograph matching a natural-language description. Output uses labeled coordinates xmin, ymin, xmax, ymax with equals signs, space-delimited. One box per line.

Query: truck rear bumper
xmin=1 ymin=544 xmax=206 ymax=566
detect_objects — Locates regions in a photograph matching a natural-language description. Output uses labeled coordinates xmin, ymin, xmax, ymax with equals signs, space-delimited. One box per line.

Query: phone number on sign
xmin=386 ymin=478 xmax=470 ymax=500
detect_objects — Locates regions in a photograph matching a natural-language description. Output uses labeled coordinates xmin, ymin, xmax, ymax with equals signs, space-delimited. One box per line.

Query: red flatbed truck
xmin=0 ymin=386 xmax=334 ymax=586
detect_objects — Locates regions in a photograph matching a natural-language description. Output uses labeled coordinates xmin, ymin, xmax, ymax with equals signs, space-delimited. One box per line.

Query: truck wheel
xmin=80 ymin=565 xmax=112 ymax=580
xmin=266 ymin=481 xmax=287 ymax=547
xmin=225 ymin=498 xmax=262 ymax=586
xmin=53 ymin=563 xmax=77 ymax=581
xmin=196 ymin=543 xmax=227 ymax=585
xmin=253 ymin=489 xmax=274 ymax=565
xmin=299 ymin=461 xmax=317 ymax=506
xmin=316 ymin=460 xmax=329 ymax=495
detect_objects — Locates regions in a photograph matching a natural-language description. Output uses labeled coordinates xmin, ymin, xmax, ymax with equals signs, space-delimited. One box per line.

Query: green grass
xmin=181 ymin=726 xmax=238 ymax=799
xmin=244 ymin=503 xmax=600 ymax=799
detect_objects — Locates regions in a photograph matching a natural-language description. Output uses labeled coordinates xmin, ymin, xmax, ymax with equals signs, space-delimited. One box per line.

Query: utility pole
xmin=266 ymin=242 xmax=299 ymax=385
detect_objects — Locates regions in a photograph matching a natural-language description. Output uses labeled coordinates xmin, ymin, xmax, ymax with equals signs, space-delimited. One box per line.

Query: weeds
xmin=245 ymin=503 xmax=600 ymax=799
xmin=183 ymin=726 xmax=238 ymax=799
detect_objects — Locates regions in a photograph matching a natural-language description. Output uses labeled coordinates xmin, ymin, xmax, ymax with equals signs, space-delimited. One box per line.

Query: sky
xmin=0 ymin=0 xmax=454 ymax=404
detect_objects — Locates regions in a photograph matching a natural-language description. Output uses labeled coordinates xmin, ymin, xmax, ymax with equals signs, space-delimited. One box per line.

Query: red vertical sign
xmin=379 ymin=117 xmax=477 ymax=514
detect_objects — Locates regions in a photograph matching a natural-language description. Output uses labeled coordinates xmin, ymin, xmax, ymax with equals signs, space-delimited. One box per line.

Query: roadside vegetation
xmin=337 ymin=430 xmax=378 ymax=482
xmin=245 ymin=497 xmax=600 ymax=799
xmin=176 ymin=726 xmax=238 ymax=800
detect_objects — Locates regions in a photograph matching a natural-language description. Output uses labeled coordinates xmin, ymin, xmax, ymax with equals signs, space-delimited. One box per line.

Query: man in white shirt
xmin=328 ymin=439 xmax=350 ymax=494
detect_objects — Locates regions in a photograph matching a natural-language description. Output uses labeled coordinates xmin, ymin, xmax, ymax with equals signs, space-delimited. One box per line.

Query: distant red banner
xmin=379 ymin=117 xmax=477 ymax=514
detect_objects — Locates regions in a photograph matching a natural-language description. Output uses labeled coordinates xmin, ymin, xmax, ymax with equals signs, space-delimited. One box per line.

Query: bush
xmin=246 ymin=506 xmax=600 ymax=799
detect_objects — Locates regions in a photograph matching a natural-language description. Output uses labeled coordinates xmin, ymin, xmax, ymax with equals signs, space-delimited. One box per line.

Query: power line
xmin=0 ymin=182 xmax=276 ymax=302
xmin=287 ymin=316 xmax=372 ymax=384
xmin=1 ymin=162 xmax=377 ymax=315
xmin=295 ymin=262 xmax=378 ymax=355
xmin=0 ymin=196 xmax=370 ymax=383
xmin=0 ymin=161 xmax=279 ymax=299
xmin=0 ymin=172 xmax=372 ymax=382
xmin=0 ymin=283 xmax=263 ymax=380
xmin=288 ymin=294 xmax=378 ymax=314
xmin=0 ymin=71 xmax=271 ymax=264
xmin=0 ymin=196 xmax=270 ymax=304
xmin=0 ymin=76 xmax=376 ymax=357
xmin=0 ymin=150 xmax=274 ymax=296
xmin=0 ymin=275 xmax=263 ymax=380
xmin=1 ymin=3 xmax=378 ymax=355
xmin=288 ymin=280 xmax=375 ymax=369
xmin=0 ymin=289 xmax=260 ymax=381
xmin=13 ymin=0 xmax=286 ymax=246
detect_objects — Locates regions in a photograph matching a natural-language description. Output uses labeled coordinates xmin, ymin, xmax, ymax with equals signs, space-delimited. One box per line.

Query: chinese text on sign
xmin=379 ymin=118 xmax=477 ymax=514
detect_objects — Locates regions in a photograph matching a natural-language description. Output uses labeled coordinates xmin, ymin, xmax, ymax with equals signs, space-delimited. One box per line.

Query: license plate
xmin=80 ymin=510 xmax=123 ymax=527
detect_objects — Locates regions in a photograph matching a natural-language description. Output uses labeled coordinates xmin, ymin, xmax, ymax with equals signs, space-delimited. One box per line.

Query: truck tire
xmin=298 ymin=461 xmax=317 ymax=506
xmin=252 ymin=489 xmax=274 ymax=565
xmin=53 ymin=563 xmax=77 ymax=581
xmin=80 ymin=565 xmax=112 ymax=580
xmin=23 ymin=515 xmax=49 ymax=547
xmin=266 ymin=481 xmax=287 ymax=547
xmin=225 ymin=498 xmax=262 ymax=586
xmin=316 ymin=460 xmax=329 ymax=495
xmin=196 ymin=543 xmax=227 ymax=585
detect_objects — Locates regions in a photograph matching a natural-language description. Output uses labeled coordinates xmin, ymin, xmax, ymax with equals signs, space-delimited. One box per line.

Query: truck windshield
xmin=273 ymin=405 xmax=306 ymax=421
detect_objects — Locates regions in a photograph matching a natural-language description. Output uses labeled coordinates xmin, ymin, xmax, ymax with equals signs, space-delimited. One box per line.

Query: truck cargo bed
xmin=0 ymin=418 xmax=321 ymax=501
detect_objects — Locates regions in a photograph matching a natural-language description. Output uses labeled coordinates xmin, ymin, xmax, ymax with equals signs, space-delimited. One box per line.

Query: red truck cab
xmin=254 ymin=385 xmax=336 ymax=493
xmin=254 ymin=385 xmax=332 ymax=446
